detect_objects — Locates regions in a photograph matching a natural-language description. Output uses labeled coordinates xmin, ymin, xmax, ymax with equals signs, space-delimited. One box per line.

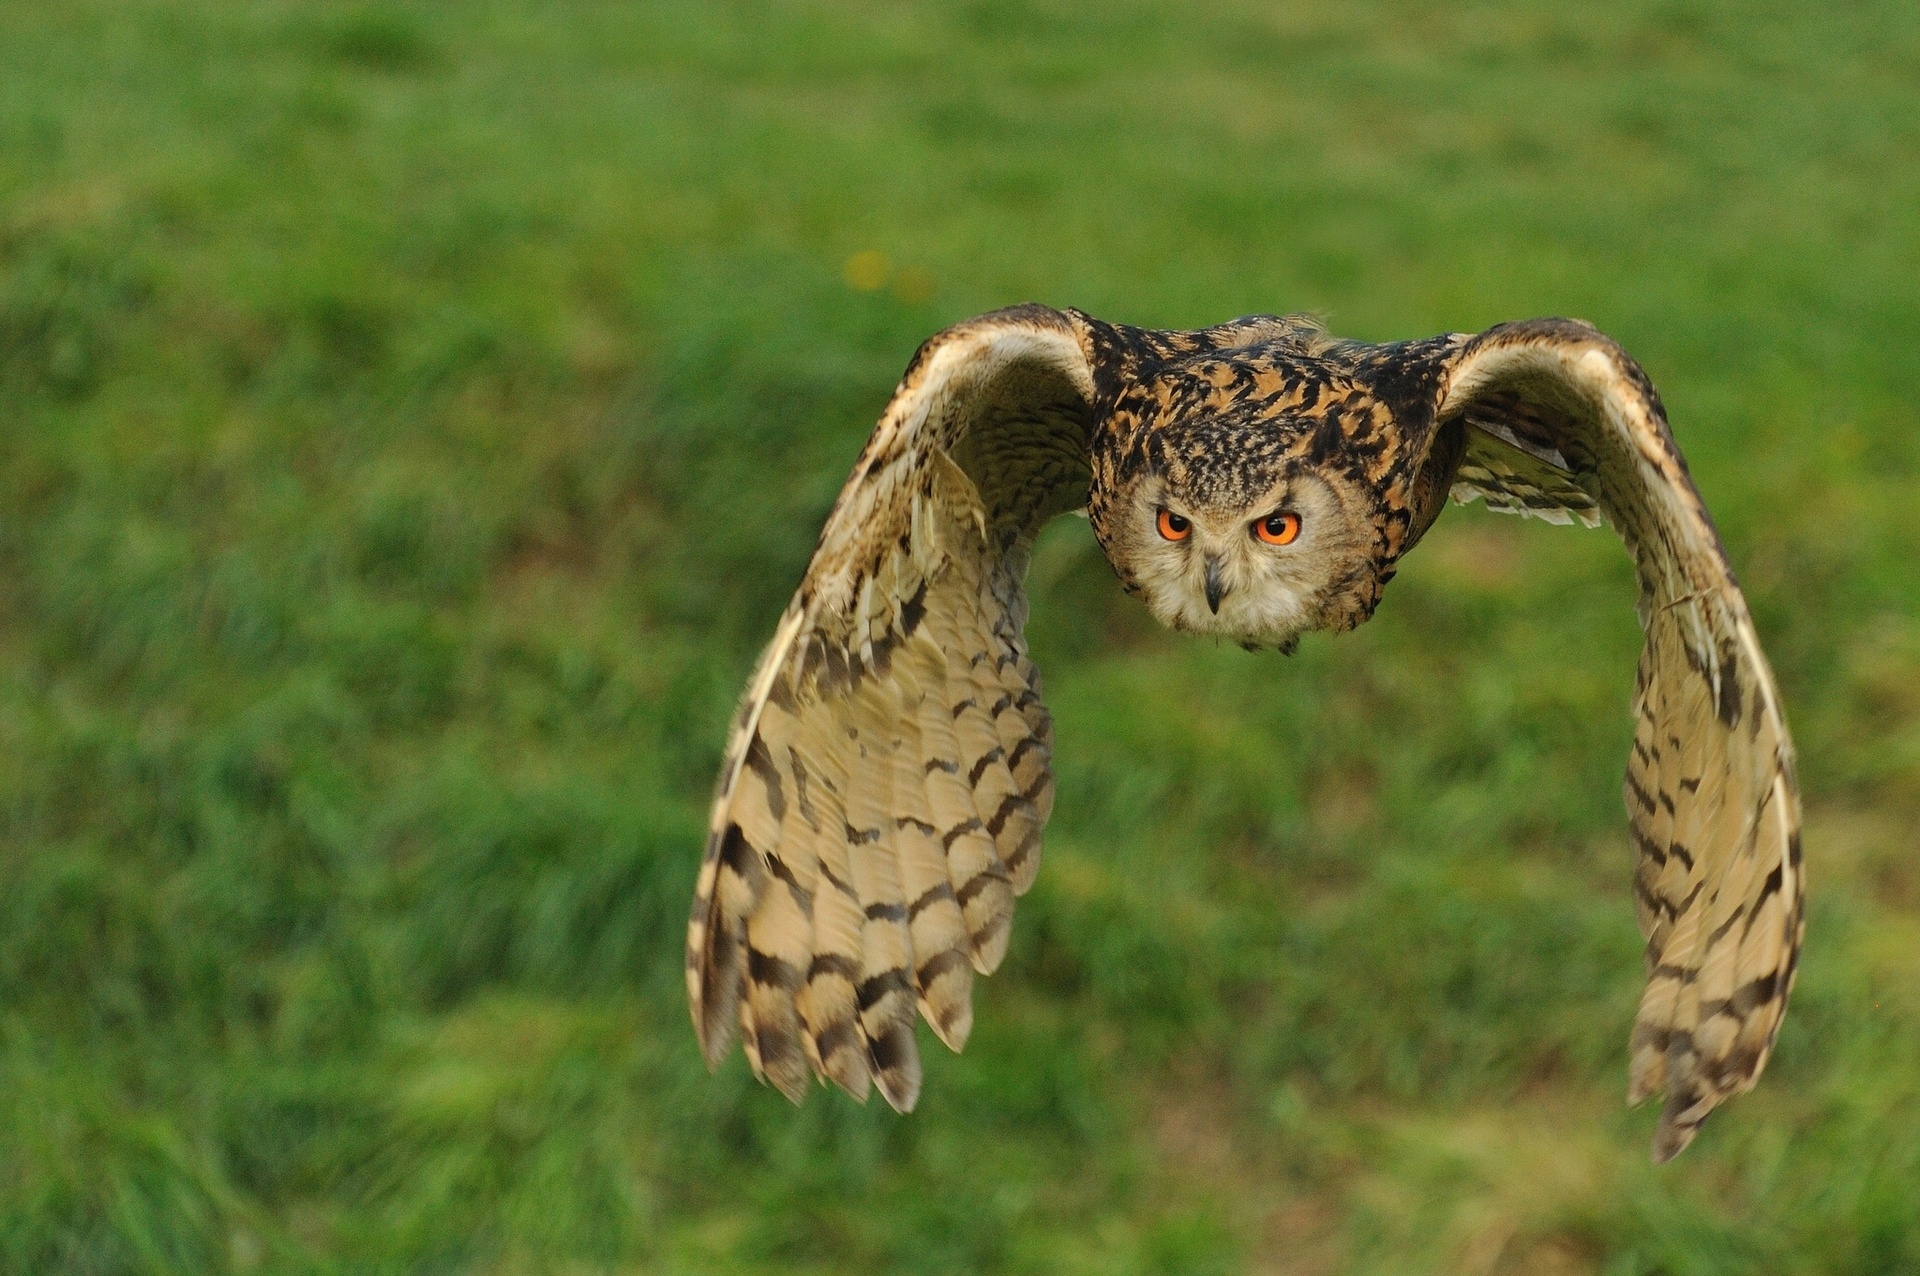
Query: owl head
xmin=1091 ymin=422 xmax=1383 ymax=650
xmin=1084 ymin=348 xmax=1448 ymax=650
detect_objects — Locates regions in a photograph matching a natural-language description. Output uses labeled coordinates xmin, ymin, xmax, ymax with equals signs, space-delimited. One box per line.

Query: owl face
xmin=1097 ymin=455 xmax=1379 ymax=649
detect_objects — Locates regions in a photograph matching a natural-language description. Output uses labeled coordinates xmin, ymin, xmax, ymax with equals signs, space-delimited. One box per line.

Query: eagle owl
xmin=686 ymin=306 xmax=1802 ymax=1163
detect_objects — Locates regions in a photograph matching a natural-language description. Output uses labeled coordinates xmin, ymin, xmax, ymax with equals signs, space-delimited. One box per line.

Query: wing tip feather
xmin=1649 ymin=1121 xmax=1696 ymax=1165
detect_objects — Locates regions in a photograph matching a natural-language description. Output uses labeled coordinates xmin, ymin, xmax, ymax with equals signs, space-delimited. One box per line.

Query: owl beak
xmin=1204 ymin=556 xmax=1227 ymax=614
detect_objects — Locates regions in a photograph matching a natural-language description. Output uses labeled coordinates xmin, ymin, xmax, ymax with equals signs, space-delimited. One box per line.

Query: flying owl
xmin=685 ymin=305 xmax=1802 ymax=1162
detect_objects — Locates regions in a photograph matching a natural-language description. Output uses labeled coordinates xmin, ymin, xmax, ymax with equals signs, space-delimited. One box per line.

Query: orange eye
xmin=1156 ymin=508 xmax=1191 ymax=541
xmin=1254 ymin=512 xmax=1301 ymax=545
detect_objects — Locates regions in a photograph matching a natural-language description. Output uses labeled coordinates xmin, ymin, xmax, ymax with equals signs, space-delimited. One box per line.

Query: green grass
xmin=2 ymin=1 xmax=1918 ymax=1271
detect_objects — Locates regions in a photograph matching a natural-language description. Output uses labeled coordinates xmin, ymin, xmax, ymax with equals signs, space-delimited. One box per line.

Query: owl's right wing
xmin=687 ymin=305 xmax=1097 ymax=1112
xmin=1429 ymin=320 xmax=1803 ymax=1162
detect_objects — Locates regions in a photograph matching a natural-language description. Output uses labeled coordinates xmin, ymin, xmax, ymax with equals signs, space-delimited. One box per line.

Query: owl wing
xmin=1428 ymin=319 xmax=1804 ymax=1162
xmin=1448 ymin=401 xmax=1602 ymax=528
xmin=687 ymin=304 xmax=1096 ymax=1111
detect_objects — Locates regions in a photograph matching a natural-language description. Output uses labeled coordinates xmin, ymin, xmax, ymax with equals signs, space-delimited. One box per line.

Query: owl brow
xmin=1247 ymin=470 xmax=1305 ymax=518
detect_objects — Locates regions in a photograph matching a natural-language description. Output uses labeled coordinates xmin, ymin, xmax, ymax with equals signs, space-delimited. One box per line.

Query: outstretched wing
xmin=1430 ymin=319 xmax=1803 ymax=1162
xmin=687 ymin=305 xmax=1095 ymax=1111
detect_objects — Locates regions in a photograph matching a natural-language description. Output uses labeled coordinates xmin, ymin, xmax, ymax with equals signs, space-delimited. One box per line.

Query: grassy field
xmin=3 ymin=1 xmax=1918 ymax=1271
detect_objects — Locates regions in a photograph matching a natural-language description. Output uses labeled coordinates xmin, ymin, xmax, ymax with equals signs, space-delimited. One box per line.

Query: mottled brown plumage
xmin=686 ymin=305 xmax=1802 ymax=1162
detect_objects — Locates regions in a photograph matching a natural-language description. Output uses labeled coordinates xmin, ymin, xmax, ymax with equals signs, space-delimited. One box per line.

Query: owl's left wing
xmin=1421 ymin=319 xmax=1803 ymax=1162
xmin=687 ymin=305 xmax=1097 ymax=1112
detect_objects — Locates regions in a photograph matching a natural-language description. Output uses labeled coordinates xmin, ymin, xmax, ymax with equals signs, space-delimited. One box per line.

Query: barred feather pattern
xmin=1438 ymin=321 xmax=1804 ymax=1162
xmin=1450 ymin=425 xmax=1602 ymax=527
xmin=686 ymin=307 xmax=1092 ymax=1109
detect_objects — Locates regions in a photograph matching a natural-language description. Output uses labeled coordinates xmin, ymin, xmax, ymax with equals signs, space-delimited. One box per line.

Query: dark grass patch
xmin=317 ymin=10 xmax=442 ymax=74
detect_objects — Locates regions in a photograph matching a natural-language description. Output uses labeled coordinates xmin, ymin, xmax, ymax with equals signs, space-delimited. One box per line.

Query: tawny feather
xmin=845 ymin=679 xmax=922 ymax=1111
xmin=801 ymin=713 xmax=872 ymax=1102
xmin=919 ymin=602 xmax=1018 ymax=975
xmin=889 ymin=657 xmax=977 ymax=1051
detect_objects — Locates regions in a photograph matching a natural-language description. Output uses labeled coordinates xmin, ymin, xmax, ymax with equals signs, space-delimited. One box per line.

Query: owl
xmin=686 ymin=305 xmax=1802 ymax=1163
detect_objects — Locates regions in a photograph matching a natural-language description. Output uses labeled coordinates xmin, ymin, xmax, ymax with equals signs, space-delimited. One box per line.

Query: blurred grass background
xmin=2 ymin=1 xmax=1918 ymax=1272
